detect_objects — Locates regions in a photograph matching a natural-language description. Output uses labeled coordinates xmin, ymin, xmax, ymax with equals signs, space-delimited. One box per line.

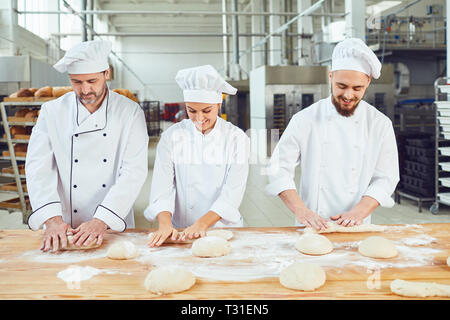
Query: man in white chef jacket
xmin=25 ymin=40 xmax=149 ymax=252
xmin=265 ymin=38 xmax=399 ymax=231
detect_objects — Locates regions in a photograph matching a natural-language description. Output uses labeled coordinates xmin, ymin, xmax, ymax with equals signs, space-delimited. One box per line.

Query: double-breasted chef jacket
xmin=144 ymin=117 xmax=250 ymax=228
xmin=265 ymin=95 xmax=400 ymax=225
xmin=26 ymin=89 xmax=149 ymax=232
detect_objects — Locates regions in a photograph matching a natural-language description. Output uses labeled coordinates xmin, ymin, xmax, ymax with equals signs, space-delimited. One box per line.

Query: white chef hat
xmin=53 ymin=40 xmax=112 ymax=74
xmin=175 ymin=65 xmax=237 ymax=103
xmin=331 ymin=38 xmax=382 ymax=79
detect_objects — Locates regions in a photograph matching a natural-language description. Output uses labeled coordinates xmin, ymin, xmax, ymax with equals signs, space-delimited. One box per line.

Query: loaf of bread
xmin=17 ymin=88 xmax=35 ymax=97
xmin=52 ymin=86 xmax=73 ymax=98
xmin=14 ymin=144 xmax=28 ymax=152
xmin=14 ymin=109 xmax=31 ymax=117
xmin=24 ymin=110 xmax=38 ymax=119
xmin=29 ymin=88 xmax=38 ymax=95
xmin=10 ymin=126 xmax=27 ymax=136
xmin=113 ymin=88 xmax=139 ymax=103
xmin=35 ymin=86 xmax=53 ymax=97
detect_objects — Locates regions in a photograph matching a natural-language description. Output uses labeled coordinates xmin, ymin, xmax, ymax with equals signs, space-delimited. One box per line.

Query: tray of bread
xmin=3 ymin=86 xmax=73 ymax=102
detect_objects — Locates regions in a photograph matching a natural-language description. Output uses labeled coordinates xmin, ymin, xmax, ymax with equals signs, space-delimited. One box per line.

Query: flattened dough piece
xmin=304 ymin=221 xmax=386 ymax=234
xmin=358 ymin=236 xmax=398 ymax=259
xmin=107 ymin=240 xmax=138 ymax=260
xmin=279 ymin=262 xmax=326 ymax=291
xmin=390 ymin=279 xmax=450 ymax=298
xmin=61 ymin=235 xmax=101 ymax=251
xmin=191 ymin=236 xmax=231 ymax=257
xmin=295 ymin=233 xmax=333 ymax=255
xmin=206 ymin=229 xmax=233 ymax=240
xmin=144 ymin=266 xmax=196 ymax=295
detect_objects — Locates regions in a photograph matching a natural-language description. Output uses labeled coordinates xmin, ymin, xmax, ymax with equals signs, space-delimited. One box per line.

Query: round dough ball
xmin=191 ymin=236 xmax=231 ymax=257
xmin=206 ymin=229 xmax=233 ymax=240
xmin=107 ymin=240 xmax=138 ymax=260
xmin=295 ymin=233 xmax=333 ymax=255
xmin=280 ymin=262 xmax=326 ymax=291
xmin=144 ymin=266 xmax=196 ymax=295
xmin=358 ymin=236 xmax=398 ymax=259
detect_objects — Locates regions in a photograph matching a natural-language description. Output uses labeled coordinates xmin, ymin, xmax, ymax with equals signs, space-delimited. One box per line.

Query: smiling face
xmin=69 ymin=69 xmax=110 ymax=107
xmin=329 ymin=70 xmax=371 ymax=117
xmin=185 ymin=102 xmax=221 ymax=133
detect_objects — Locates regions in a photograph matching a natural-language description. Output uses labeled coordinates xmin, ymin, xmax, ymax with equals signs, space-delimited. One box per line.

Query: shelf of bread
xmin=0 ymin=196 xmax=30 ymax=209
xmin=3 ymin=86 xmax=139 ymax=103
xmin=3 ymin=86 xmax=73 ymax=102
xmin=0 ymin=182 xmax=27 ymax=193
xmin=2 ymin=164 xmax=25 ymax=175
xmin=2 ymin=143 xmax=27 ymax=158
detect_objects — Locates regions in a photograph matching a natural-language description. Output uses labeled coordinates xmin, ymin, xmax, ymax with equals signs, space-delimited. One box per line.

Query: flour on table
xmin=400 ymin=234 xmax=437 ymax=246
xmin=56 ymin=265 xmax=131 ymax=283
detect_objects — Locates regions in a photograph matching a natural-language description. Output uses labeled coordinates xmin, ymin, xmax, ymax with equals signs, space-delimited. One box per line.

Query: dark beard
xmin=331 ymin=94 xmax=361 ymax=117
xmin=79 ymin=85 xmax=107 ymax=105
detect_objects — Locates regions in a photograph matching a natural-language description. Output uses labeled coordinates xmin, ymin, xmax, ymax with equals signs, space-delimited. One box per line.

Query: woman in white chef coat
xmin=146 ymin=65 xmax=250 ymax=247
xmin=26 ymin=40 xmax=149 ymax=252
xmin=265 ymin=38 xmax=399 ymax=231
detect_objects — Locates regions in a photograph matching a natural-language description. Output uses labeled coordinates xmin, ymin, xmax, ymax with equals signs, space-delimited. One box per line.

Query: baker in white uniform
xmin=265 ymin=38 xmax=399 ymax=231
xmin=26 ymin=40 xmax=149 ymax=252
xmin=146 ymin=65 xmax=250 ymax=247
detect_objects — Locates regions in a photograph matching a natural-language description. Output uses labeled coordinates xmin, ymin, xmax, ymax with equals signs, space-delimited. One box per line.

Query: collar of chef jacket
xmin=73 ymin=88 xmax=109 ymax=135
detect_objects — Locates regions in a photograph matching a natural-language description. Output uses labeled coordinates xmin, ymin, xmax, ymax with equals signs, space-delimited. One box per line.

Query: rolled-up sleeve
xmin=364 ymin=122 xmax=400 ymax=207
xmin=144 ymin=131 xmax=176 ymax=221
xmin=265 ymin=116 xmax=302 ymax=196
xmin=26 ymin=104 xmax=63 ymax=230
xmin=210 ymin=132 xmax=250 ymax=225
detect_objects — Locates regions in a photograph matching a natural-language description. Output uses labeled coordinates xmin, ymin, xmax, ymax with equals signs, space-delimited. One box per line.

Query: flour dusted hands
xmin=41 ymin=216 xmax=75 ymax=252
xmin=148 ymin=211 xmax=179 ymax=247
xmin=71 ymin=218 xmax=107 ymax=248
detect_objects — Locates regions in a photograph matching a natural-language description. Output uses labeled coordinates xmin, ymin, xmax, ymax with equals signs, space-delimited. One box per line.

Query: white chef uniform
xmin=144 ymin=65 xmax=250 ymax=228
xmin=26 ymin=40 xmax=149 ymax=232
xmin=265 ymin=38 xmax=399 ymax=225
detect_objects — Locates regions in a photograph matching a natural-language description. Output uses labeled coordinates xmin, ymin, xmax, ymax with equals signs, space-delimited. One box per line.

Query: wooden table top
xmin=0 ymin=224 xmax=449 ymax=300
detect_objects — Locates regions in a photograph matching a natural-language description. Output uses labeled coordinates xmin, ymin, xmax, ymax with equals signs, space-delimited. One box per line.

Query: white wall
xmin=119 ymin=36 xmax=225 ymax=103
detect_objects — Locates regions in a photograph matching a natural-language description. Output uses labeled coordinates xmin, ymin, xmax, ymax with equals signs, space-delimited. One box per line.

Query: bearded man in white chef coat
xmin=265 ymin=38 xmax=399 ymax=231
xmin=25 ymin=40 xmax=149 ymax=252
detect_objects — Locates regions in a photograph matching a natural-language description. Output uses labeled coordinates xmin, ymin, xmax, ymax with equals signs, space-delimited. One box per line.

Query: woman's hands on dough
xmin=41 ymin=216 xmax=74 ymax=252
xmin=148 ymin=224 xmax=179 ymax=247
xmin=178 ymin=221 xmax=208 ymax=241
xmin=148 ymin=211 xmax=179 ymax=247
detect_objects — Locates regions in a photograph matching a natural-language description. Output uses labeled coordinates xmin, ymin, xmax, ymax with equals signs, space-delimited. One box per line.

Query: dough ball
xmin=206 ymin=229 xmax=233 ymax=240
xmin=279 ymin=262 xmax=326 ymax=291
xmin=390 ymin=279 xmax=450 ymax=298
xmin=358 ymin=236 xmax=398 ymax=259
xmin=191 ymin=236 xmax=231 ymax=257
xmin=61 ymin=235 xmax=100 ymax=250
xmin=144 ymin=266 xmax=196 ymax=295
xmin=107 ymin=240 xmax=138 ymax=260
xmin=295 ymin=233 xmax=333 ymax=255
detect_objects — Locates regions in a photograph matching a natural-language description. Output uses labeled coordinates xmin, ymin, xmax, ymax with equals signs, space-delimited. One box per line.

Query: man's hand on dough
xmin=41 ymin=216 xmax=74 ymax=252
xmin=71 ymin=218 xmax=107 ymax=248
xmin=148 ymin=225 xmax=178 ymax=248
xmin=330 ymin=210 xmax=368 ymax=227
xmin=294 ymin=207 xmax=328 ymax=231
